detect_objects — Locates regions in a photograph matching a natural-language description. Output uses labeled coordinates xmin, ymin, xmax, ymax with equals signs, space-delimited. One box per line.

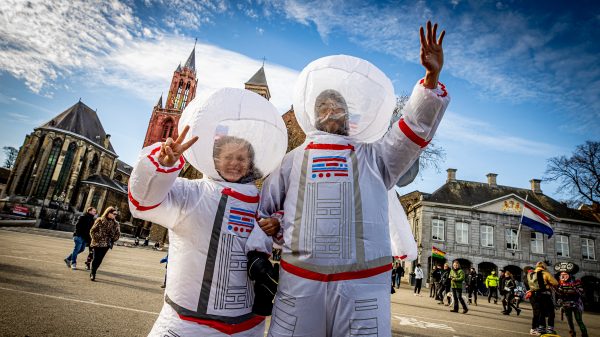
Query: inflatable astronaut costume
xmin=129 ymin=88 xmax=287 ymax=337
xmin=247 ymin=55 xmax=450 ymax=336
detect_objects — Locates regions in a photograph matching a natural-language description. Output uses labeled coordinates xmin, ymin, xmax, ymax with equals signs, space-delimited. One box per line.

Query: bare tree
xmin=3 ymin=146 xmax=18 ymax=169
xmin=544 ymin=141 xmax=599 ymax=205
xmin=390 ymin=95 xmax=446 ymax=174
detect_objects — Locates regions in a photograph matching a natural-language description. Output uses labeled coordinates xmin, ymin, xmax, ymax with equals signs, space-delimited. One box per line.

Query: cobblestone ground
xmin=0 ymin=227 xmax=598 ymax=337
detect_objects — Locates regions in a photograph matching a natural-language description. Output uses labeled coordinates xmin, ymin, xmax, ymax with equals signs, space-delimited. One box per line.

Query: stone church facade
xmin=2 ymin=100 xmax=132 ymax=225
xmin=400 ymin=169 xmax=600 ymax=309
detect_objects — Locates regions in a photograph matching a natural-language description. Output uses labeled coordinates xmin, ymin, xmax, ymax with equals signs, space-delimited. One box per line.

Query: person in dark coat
xmin=501 ymin=271 xmax=521 ymax=315
xmin=64 ymin=207 xmax=96 ymax=270
xmin=466 ymin=267 xmax=478 ymax=305
xmin=430 ymin=265 xmax=442 ymax=298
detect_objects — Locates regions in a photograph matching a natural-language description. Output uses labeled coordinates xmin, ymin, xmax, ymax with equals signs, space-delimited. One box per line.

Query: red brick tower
xmin=143 ymin=43 xmax=198 ymax=147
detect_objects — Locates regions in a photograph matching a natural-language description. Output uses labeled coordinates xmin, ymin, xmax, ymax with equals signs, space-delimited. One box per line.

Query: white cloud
xmin=93 ymin=35 xmax=299 ymax=114
xmin=0 ymin=0 xmax=139 ymax=94
xmin=265 ymin=0 xmax=600 ymax=135
xmin=437 ymin=112 xmax=565 ymax=157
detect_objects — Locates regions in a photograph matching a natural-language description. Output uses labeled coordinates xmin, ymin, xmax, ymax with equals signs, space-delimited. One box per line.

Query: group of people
xmin=526 ymin=261 xmax=588 ymax=337
xmin=424 ymin=260 xmax=589 ymax=337
xmin=63 ymin=206 xmax=121 ymax=281
xmin=126 ymin=20 xmax=449 ymax=337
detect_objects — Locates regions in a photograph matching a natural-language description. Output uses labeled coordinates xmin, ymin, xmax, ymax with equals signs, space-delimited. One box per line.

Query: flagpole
xmin=514 ymin=194 xmax=528 ymax=251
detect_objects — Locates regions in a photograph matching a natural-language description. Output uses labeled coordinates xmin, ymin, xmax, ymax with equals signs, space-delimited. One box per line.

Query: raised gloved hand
xmin=247 ymin=251 xmax=279 ymax=316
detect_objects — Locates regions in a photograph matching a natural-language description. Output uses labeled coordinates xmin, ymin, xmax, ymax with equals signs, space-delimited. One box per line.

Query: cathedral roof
xmin=420 ymin=180 xmax=597 ymax=223
xmin=116 ymin=160 xmax=132 ymax=175
xmin=38 ymin=100 xmax=115 ymax=152
xmin=81 ymin=174 xmax=127 ymax=195
xmin=183 ymin=45 xmax=195 ymax=71
xmin=245 ymin=66 xmax=268 ymax=87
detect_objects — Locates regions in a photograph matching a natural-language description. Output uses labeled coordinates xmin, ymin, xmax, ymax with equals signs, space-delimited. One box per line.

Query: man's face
xmin=315 ymin=97 xmax=348 ymax=135
xmin=89 ymin=208 xmax=97 ymax=216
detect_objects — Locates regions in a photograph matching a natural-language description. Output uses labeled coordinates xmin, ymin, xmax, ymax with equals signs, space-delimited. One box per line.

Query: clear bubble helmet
xmin=179 ymin=88 xmax=288 ymax=182
xmin=293 ymin=55 xmax=396 ymax=143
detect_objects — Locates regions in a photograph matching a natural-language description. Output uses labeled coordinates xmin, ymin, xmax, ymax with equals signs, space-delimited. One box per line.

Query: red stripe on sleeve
xmin=398 ymin=119 xmax=430 ymax=148
xmin=127 ymin=187 xmax=161 ymax=211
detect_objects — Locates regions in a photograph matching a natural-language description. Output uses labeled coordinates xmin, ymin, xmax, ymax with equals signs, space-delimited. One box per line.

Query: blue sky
xmin=1 ymin=0 xmax=598 ymax=202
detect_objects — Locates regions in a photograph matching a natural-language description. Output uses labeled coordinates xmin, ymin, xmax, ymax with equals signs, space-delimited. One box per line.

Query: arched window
xmin=89 ymin=153 xmax=99 ymax=174
xmin=173 ymin=80 xmax=183 ymax=109
xmin=181 ymin=82 xmax=191 ymax=109
xmin=162 ymin=119 xmax=174 ymax=139
xmin=36 ymin=138 xmax=63 ymax=198
xmin=91 ymin=191 xmax=101 ymax=209
xmin=54 ymin=142 xmax=77 ymax=196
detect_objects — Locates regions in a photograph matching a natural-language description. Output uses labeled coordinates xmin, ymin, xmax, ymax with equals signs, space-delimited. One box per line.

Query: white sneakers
xmin=71 ymin=263 xmax=77 ymax=270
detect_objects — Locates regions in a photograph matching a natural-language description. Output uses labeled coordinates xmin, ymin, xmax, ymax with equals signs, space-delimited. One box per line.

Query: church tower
xmin=143 ymin=43 xmax=198 ymax=147
xmin=245 ymin=65 xmax=270 ymax=101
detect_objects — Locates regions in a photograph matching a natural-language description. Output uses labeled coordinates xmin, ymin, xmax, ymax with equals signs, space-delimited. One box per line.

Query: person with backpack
xmin=527 ymin=261 xmax=558 ymax=335
xmin=557 ymin=269 xmax=588 ymax=337
xmin=485 ymin=270 xmax=499 ymax=304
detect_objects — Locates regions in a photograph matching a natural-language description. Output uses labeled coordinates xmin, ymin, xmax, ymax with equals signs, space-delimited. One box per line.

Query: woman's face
xmin=560 ymin=272 xmax=570 ymax=281
xmin=215 ymin=142 xmax=251 ymax=183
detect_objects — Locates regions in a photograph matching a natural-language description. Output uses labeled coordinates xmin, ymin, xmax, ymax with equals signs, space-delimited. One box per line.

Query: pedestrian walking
xmin=437 ymin=263 xmax=451 ymax=303
xmin=396 ymin=263 xmax=404 ymax=288
xmin=527 ymin=261 xmax=558 ymax=335
xmin=430 ymin=265 xmax=441 ymax=298
xmin=414 ymin=264 xmax=424 ymax=296
xmin=557 ymin=271 xmax=588 ymax=337
xmin=64 ymin=207 xmax=96 ymax=270
xmin=449 ymin=260 xmax=468 ymax=313
xmin=501 ymin=271 xmax=521 ymax=315
xmin=466 ymin=267 xmax=478 ymax=305
xmin=486 ymin=270 xmax=499 ymax=304
xmin=89 ymin=206 xmax=120 ymax=281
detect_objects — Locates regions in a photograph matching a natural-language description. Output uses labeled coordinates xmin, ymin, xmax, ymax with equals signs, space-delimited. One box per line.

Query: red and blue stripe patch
xmin=311 ymin=156 xmax=349 ymax=179
xmin=228 ymin=207 xmax=255 ymax=233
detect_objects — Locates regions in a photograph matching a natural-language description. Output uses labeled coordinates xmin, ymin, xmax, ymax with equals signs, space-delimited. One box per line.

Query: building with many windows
xmin=400 ymin=168 xmax=600 ymax=309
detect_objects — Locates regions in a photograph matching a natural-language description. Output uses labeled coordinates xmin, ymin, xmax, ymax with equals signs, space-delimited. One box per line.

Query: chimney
xmin=530 ymin=179 xmax=542 ymax=194
xmin=486 ymin=173 xmax=498 ymax=187
xmin=446 ymin=168 xmax=457 ymax=183
xmin=104 ymin=134 xmax=111 ymax=149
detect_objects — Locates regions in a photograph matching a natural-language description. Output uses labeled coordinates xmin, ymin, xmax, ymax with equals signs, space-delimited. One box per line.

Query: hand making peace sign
xmin=157 ymin=125 xmax=199 ymax=167
xmin=420 ymin=21 xmax=446 ymax=89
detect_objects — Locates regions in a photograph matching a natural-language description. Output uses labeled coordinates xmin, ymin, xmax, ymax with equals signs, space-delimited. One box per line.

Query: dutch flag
xmin=521 ymin=201 xmax=554 ymax=238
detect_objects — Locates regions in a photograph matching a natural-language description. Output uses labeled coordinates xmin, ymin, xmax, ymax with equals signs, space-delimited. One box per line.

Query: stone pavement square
xmin=0 ymin=228 xmax=598 ymax=337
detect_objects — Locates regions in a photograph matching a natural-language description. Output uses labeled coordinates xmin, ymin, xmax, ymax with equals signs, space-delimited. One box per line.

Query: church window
xmin=36 ymin=138 xmax=63 ymax=198
xmin=174 ymin=80 xmax=183 ymax=109
xmin=455 ymin=222 xmax=469 ymax=244
xmin=555 ymin=235 xmax=570 ymax=257
xmin=582 ymin=238 xmax=595 ymax=260
xmin=505 ymin=228 xmax=518 ymax=250
xmin=162 ymin=120 xmax=174 ymax=139
xmin=54 ymin=142 xmax=77 ymax=196
xmin=431 ymin=219 xmax=444 ymax=241
xmin=91 ymin=191 xmax=101 ymax=209
xmin=89 ymin=153 xmax=99 ymax=174
xmin=480 ymin=225 xmax=494 ymax=247
xmin=181 ymin=82 xmax=191 ymax=109
xmin=530 ymin=232 xmax=544 ymax=254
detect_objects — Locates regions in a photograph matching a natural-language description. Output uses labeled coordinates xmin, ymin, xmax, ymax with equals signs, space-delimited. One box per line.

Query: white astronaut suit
xmin=129 ymin=88 xmax=287 ymax=337
xmin=248 ymin=55 xmax=450 ymax=337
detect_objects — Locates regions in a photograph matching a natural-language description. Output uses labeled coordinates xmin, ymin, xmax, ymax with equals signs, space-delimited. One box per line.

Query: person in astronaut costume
xmin=246 ymin=21 xmax=449 ymax=337
xmin=128 ymin=88 xmax=287 ymax=337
